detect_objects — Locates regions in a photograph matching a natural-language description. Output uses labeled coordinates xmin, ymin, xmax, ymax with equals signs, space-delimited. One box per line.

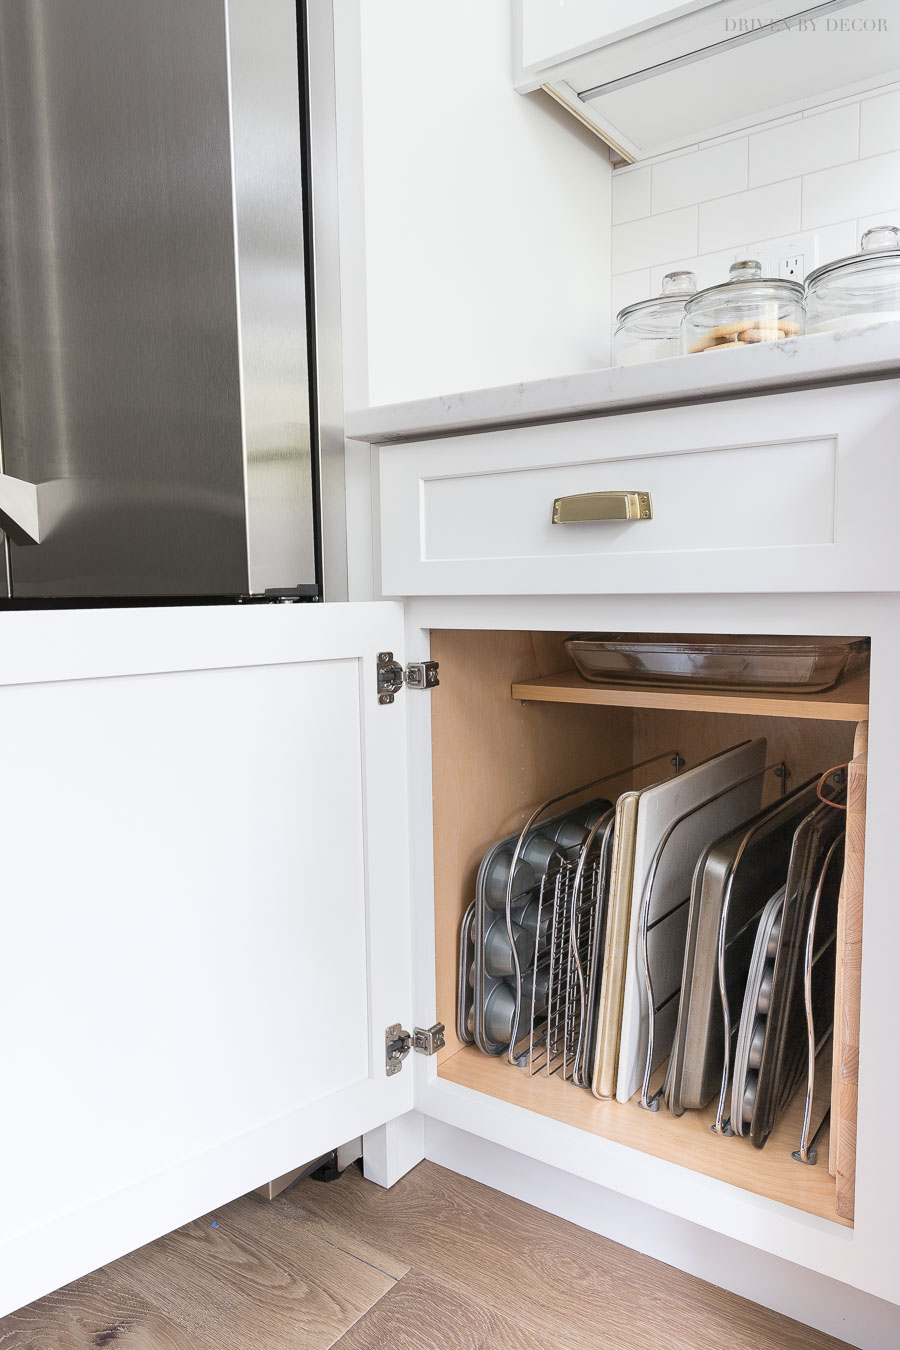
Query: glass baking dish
xmin=564 ymin=634 xmax=870 ymax=693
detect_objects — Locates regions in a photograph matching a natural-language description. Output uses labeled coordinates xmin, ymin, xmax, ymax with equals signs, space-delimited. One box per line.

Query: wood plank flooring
xmin=0 ymin=1161 xmax=854 ymax=1350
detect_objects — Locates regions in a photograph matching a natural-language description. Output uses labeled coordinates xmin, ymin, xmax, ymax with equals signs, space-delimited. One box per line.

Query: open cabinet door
xmin=0 ymin=602 xmax=413 ymax=1316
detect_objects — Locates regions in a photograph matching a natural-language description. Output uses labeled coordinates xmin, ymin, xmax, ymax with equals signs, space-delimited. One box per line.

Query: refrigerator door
xmin=0 ymin=0 xmax=316 ymax=599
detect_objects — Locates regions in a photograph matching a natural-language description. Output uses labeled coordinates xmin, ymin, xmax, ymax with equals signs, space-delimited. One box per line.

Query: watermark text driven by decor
xmin=726 ymin=15 xmax=889 ymax=31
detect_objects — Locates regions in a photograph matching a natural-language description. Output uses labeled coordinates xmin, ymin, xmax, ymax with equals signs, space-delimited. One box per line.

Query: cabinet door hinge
xmin=377 ymin=652 xmax=440 ymax=705
xmin=385 ymin=1022 xmax=446 ymax=1074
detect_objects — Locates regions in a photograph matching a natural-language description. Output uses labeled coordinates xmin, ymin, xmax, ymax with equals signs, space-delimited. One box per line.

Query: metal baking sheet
xmin=665 ymin=779 xmax=819 ymax=1117
xmin=592 ymin=791 xmax=640 ymax=1099
xmin=616 ymin=739 xmax=766 ymax=1105
xmin=749 ymin=783 xmax=846 ymax=1149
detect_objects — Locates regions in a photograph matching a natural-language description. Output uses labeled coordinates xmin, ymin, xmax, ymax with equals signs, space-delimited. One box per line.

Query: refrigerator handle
xmin=0 ymin=472 xmax=42 ymax=545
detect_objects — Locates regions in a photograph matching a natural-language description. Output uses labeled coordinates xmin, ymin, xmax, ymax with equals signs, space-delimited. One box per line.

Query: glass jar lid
xmin=805 ymin=225 xmax=900 ymax=296
xmin=685 ymin=259 xmax=804 ymax=314
xmin=616 ymin=270 xmax=697 ymax=326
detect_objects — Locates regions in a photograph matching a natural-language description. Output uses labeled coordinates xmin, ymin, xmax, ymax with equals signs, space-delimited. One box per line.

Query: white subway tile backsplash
xmin=807 ymin=220 xmax=860 ymax=268
xmin=806 ymin=78 xmax=900 ymax=116
xmin=612 ymin=167 xmax=651 ymax=225
xmin=749 ymin=105 xmax=859 ymax=187
xmin=810 ymin=220 xmax=860 ymax=268
xmin=652 ymin=140 xmax=748 ymax=214
xmin=613 ymin=142 xmax=700 ymax=171
xmin=611 ymin=269 xmax=652 ymax=319
xmin=802 ymin=149 xmax=900 ymax=228
xmin=698 ymin=112 xmax=802 ymax=150
xmin=746 ymin=221 xmax=858 ymax=276
xmin=608 ymin=90 xmax=900 ymax=332
xmin=860 ymin=89 xmax=900 ymax=158
xmin=612 ymin=205 xmax=698 ymax=273
xmin=699 ymin=180 xmax=800 ymax=254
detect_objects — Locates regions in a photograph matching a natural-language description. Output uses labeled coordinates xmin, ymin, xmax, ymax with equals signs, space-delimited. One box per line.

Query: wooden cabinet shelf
xmin=440 ymin=1045 xmax=847 ymax=1227
xmin=511 ymin=671 xmax=870 ymax=723
xmin=432 ymin=629 xmax=867 ymax=1238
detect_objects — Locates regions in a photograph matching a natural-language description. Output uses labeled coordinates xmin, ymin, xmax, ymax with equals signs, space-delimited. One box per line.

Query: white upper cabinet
xmin=518 ymin=0 xmax=718 ymax=70
xmin=514 ymin=0 xmax=900 ymax=161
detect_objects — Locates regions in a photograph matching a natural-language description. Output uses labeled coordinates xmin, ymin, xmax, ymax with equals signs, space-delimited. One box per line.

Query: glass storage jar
xmin=613 ymin=271 xmax=697 ymax=366
xmin=805 ymin=226 xmax=900 ymax=333
xmin=682 ymin=260 xmax=804 ymax=354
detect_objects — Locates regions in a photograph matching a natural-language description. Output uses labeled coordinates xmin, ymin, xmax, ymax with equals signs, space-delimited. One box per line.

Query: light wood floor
xmin=0 ymin=1161 xmax=853 ymax=1350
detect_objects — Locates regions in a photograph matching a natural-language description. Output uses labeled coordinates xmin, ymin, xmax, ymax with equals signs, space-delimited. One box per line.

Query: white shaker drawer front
xmin=377 ymin=382 xmax=900 ymax=596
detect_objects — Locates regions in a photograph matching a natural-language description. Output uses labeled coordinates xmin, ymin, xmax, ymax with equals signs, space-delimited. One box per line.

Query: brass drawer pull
xmin=551 ymin=490 xmax=653 ymax=524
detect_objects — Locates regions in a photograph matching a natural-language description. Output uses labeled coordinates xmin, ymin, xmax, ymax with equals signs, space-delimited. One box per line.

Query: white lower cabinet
xmin=401 ymin=590 xmax=900 ymax=1318
xmin=0 ymin=603 xmax=415 ymax=1318
xmin=3 ymin=589 xmax=899 ymax=1331
xmin=378 ymin=382 xmax=900 ymax=598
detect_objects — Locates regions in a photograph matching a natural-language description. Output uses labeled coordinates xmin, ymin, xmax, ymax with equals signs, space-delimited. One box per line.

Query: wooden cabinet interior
xmin=430 ymin=629 xmax=867 ymax=1228
xmin=831 ymin=720 xmax=867 ymax=1223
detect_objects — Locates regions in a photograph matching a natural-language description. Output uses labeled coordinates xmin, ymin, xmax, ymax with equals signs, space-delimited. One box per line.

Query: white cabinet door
xmin=517 ymin=0 xmax=716 ymax=72
xmin=517 ymin=1 xmax=900 ymax=160
xmin=0 ymin=602 xmax=413 ymax=1316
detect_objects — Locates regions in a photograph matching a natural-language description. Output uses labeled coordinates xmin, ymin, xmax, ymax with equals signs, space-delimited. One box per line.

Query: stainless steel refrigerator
xmin=0 ymin=0 xmax=319 ymax=600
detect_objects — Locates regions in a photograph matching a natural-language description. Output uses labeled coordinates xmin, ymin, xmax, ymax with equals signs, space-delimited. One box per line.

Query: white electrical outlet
xmin=779 ymin=254 xmax=805 ymax=281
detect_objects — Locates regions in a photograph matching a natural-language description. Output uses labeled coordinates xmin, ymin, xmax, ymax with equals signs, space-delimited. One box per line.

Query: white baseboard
xmin=424 ymin=1118 xmax=900 ymax=1350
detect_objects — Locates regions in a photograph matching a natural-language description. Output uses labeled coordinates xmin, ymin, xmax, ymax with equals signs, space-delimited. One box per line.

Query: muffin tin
xmin=468 ymin=797 xmax=614 ymax=1077
xmin=731 ymin=888 xmax=785 ymax=1136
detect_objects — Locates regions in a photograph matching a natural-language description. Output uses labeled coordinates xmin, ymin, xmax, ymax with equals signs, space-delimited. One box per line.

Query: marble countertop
xmin=345 ymin=322 xmax=900 ymax=445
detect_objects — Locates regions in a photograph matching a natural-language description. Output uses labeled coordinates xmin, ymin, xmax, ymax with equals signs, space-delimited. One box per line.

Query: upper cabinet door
xmin=517 ymin=0 xmax=717 ymax=72
xmin=0 ymin=603 xmax=414 ymax=1317
xmin=514 ymin=0 xmax=900 ymax=161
